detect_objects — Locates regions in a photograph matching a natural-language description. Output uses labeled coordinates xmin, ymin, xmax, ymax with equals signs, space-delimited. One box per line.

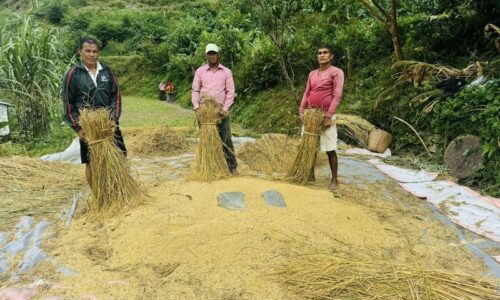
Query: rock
xmin=262 ymin=190 xmax=286 ymax=208
xmin=217 ymin=192 xmax=245 ymax=211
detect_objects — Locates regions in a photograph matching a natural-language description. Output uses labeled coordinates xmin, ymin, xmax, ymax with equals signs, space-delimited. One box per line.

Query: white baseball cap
xmin=205 ymin=43 xmax=219 ymax=53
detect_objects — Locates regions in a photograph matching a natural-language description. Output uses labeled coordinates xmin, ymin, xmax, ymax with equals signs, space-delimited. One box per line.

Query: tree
xmin=247 ymin=0 xmax=302 ymax=93
xmin=360 ymin=0 xmax=403 ymax=61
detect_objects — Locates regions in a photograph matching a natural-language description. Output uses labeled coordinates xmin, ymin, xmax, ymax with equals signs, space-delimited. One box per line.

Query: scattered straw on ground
xmin=272 ymin=255 xmax=499 ymax=300
xmin=237 ymin=134 xmax=328 ymax=176
xmin=123 ymin=126 xmax=191 ymax=156
xmin=79 ymin=108 xmax=145 ymax=215
xmin=0 ymin=156 xmax=85 ymax=226
xmin=38 ymin=178 xmax=485 ymax=299
xmin=189 ymin=98 xmax=229 ymax=181
xmin=237 ymin=134 xmax=298 ymax=174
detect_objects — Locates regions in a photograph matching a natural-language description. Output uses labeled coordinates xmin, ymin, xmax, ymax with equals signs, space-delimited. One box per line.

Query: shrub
xmin=46 ymin=1 xmax=66 ymax=25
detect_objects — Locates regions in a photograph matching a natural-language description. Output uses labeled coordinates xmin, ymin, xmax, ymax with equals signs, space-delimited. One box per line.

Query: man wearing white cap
xmin=192 ymin=43 xmax=238 ymax=174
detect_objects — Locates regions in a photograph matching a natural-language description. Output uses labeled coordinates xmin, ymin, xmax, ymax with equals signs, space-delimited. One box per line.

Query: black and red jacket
xmin=62 ymin=61 xmax=121 ymax=132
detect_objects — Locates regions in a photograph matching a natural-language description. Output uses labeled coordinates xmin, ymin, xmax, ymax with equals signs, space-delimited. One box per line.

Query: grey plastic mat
xmin=217 ymin=192 xmax=245 ymax=211
xmin=262 ymin=190 xmax=286 ymax=208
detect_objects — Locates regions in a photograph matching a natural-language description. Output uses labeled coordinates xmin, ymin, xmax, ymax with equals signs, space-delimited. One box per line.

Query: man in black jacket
xmin=62 ymin=37 xmax=126 ymax=187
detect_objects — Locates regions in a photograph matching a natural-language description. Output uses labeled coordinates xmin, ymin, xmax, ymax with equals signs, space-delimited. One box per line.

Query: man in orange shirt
xmin=167 ymin=80 xmax=174 ymax=103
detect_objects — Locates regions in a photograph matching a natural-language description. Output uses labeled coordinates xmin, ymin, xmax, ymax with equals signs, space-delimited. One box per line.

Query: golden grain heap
xmin=79 ymin=108 xmax=144 ymax=215
xmin=285 ymin=108 xmax=324 ymax=184
xmin=189 ymin=98 xmax=230 ymax=181
xmin=274 ymin=255 xmax=500 ymax=300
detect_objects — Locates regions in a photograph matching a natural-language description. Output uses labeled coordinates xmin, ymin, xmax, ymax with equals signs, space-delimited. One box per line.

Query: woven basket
xmin=368 ymin=129 xmax=392 ymax=153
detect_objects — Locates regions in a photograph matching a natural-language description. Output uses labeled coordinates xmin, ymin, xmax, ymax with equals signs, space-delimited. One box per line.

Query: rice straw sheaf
xmin=79 ymin=108 xmax=145 ymax=215
xmin=189 ymin=97 xmax=230 ymax=181
xmin=336 ymin=114 xmax=376 ymax=148
xmin=273 ymin=255 xmax=500 ymax=300
xmin=124 ymin=126 xmax=190 ymax=156
xmin=285 ymin=108 xmax=325 ymax=185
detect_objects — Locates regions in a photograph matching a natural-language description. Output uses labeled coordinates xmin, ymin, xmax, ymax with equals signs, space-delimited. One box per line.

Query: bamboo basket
xmin=368 ymin=129 xmax=392 ymax=153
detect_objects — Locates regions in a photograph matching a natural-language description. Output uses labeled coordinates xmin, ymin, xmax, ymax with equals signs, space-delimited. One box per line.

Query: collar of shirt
xmin=83 ymin=61 xmax=103 ymax=87
xmin=204 ymin=63 xmax=224 ymax=71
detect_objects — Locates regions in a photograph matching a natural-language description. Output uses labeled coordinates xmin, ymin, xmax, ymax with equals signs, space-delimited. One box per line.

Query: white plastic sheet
xmin=40 ymin=138 xmax=81 ymax=164
xmin=345 ymin=148 xmax=392 ymax=158
xmin=367 ymin=159 xmax=500 ymax=245
xmin=368 ymin=159 xmax=438 ymax=183
xmin=400 ymin=181 xmax=500 ymax=243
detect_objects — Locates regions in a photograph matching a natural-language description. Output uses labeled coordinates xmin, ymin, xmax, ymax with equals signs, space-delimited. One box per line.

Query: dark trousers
xmin=217 ymin=117 xmax=237 ymax=171
xmin=159 ymin=91 xmax=166 ymax=101
xmin=167 ymin=92 xmax=174 ymax=102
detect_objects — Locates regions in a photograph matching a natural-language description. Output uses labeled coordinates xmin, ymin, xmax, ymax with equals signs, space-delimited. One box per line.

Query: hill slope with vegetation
xmin=0 ymin=0 xmax=498 ymax=195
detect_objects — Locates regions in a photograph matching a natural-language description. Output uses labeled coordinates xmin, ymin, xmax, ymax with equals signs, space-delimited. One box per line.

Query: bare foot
xmin=328 ymin=179 xmax=339 ymax=191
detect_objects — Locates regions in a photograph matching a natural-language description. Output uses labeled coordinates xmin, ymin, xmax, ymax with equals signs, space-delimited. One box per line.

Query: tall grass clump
xmin=0 ymin=16 xmax=69 ymax=140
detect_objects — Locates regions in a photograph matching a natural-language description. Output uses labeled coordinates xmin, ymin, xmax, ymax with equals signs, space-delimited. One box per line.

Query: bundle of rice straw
xmin=336 ymin=114 xmax=376 ymax=148
xmin=273 ymin=255 xmax=500 ymax=300
xmin=285 ymin=109 xmax=325 ymax=184
xmin=189 ymin=97 xmax=230 ymax=181
xmin=79 ymin=108 xmax=144 ymax=215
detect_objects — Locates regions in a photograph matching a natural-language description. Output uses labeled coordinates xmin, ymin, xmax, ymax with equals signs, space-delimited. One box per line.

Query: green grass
xmin=120 ymin=96 xmax=195 ymax=128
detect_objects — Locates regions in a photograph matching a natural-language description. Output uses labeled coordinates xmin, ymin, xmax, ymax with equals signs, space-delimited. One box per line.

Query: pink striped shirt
xmin=300 ymin=66 xmax=344 ymax=118
xmin=191 ymin=64 xmax=235 ymax=112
